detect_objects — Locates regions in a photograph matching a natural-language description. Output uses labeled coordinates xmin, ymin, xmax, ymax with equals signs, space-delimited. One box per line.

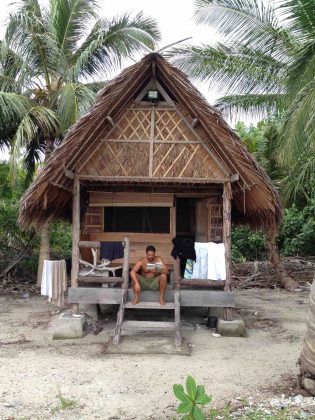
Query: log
xmin=180 ymin=279 xmax=225 ymax=289
xmin=78 ymin=276 xmax=123 ymax=284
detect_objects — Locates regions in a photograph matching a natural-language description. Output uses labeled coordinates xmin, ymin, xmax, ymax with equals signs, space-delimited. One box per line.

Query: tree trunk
xmin=36 ymin=138 xmax=54 ymax=287
xmin=299 ymin=275 xmax=315 ymax=394
xmin=36 ymin=220 xmax=50 ymax=286
xmin=266 ymin=230 xmax=299 ymax=290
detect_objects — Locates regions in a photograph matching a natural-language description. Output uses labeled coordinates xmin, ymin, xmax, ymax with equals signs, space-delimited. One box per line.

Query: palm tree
xmin=0 ymin=0 xmax=161 ymax=285
xmin=169 ymin=0 xmax=315 ymax=203
xmin=299 ymin=275 xmax=315 ymax=394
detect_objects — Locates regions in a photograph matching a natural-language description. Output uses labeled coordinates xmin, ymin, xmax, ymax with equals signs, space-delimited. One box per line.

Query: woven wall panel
xmin=155 ymin=110 xmax=198 ymax=142
xmin=153 ymin=143 xmax=225 ymax=179
xmin=80 ymin=142 xmax=150 ymax=177
xmin=108 ymin=109 xmax=151 ymax=140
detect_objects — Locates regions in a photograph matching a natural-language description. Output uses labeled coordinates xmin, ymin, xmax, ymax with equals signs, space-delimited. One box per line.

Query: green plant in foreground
xmin=50 ymin=393 xmax=77 ymax=415
xmin=173 ymin=375 xmax=212 ymax=420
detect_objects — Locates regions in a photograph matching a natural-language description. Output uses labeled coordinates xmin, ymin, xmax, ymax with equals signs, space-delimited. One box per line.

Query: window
xmin=104 ymin=207 xmax=170 ymax=233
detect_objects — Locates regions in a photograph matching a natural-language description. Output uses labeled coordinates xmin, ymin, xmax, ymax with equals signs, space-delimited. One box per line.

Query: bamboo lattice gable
xmin=19 ymin=53 xmax=281 ymax=231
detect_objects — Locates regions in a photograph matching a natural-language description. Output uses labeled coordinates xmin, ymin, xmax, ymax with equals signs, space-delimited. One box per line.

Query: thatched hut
xmin=19 ymin=53 xmax=292 ymax=343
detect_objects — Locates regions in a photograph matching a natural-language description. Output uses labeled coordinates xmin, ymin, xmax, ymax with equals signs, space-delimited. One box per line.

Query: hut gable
xmin=78 ymin=104 xmax=226 ymax=181
xmin=19 ymin=53 xmax=282 ymax=230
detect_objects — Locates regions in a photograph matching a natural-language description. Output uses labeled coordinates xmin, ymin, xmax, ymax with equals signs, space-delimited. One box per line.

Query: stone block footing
xmin=53 ymin=311 xmax=88 ymax=340
xmin=217 ymin=319 xmax=246 ymax=337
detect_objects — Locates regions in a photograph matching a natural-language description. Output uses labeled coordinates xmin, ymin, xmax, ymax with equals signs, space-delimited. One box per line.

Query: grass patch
xmin=50 ymin=392 xmax=77 ymax=415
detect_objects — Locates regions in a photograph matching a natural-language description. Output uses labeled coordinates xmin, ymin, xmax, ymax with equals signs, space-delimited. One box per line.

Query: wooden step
xmin=125 ymin=301 xmax=175 ymax=310
xmin=121 ymin=320 xmax=175 ymax=335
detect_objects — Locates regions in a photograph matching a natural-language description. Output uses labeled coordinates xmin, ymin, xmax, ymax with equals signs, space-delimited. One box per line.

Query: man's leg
xmin=158 ymin=273 xmax=167 ymax=305
xmin=130 ymin=273 xmax=141 ymax=304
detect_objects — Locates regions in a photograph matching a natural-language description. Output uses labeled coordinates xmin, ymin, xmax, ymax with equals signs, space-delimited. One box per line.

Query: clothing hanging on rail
xmin=171 ymin=237 xmax=196 ymax=261
xmin=100 ymin=241 xmax=124 ymax=261
xmin=190 ymin=242 xmax=226 ymax=280
xmin=41 ymin=260 xmax=67 ymax=307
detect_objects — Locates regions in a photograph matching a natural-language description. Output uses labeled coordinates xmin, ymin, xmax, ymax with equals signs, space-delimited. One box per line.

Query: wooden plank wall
xmin=90 ymin=232 xmax=174 ymax=266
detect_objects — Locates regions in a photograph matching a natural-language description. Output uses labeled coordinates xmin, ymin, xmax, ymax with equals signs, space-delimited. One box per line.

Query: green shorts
xmin=138 ymin=275 xmax=159 ymax=291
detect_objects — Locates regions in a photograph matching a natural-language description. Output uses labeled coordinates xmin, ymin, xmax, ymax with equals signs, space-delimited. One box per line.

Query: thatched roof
xmin=19 ymin=53 xmax=281 ymax=231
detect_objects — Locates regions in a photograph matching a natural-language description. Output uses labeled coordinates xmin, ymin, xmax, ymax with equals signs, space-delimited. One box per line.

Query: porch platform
xmin=68 ymin=287 xmax=235 ymax=307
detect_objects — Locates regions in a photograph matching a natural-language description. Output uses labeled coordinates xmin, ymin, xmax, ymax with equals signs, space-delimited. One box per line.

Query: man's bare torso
xmin=138 ymin=256 xmax=163 ymax=279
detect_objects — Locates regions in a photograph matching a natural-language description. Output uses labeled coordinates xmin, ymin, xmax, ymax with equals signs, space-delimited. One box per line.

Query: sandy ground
xmin=0 ymin=288 xmax=314 ymax=419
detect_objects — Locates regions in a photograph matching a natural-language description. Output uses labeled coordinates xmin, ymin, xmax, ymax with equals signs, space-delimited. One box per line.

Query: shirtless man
xmin=130 ymin=245 xmax=169 ymax=305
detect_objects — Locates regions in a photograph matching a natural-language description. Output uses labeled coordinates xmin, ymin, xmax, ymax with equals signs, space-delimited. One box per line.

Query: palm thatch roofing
xmin=19 ymin=53 xmax=282 ymax=231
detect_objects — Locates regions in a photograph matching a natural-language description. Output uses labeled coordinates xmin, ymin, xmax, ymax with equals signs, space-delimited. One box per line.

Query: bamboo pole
xmin=71 ymin=177 xmax=80 ymax=313
xmin=122 ymin=236 xmax=130 ymax=289
xmin=223 ymin=182 xmax=233 ymax=321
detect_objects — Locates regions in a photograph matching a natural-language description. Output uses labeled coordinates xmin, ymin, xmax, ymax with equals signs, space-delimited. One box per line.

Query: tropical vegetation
xmin=170 ymin=0 xmax=315 ymax=203
xmin=0 ymin=0 xmax=161 ymax=283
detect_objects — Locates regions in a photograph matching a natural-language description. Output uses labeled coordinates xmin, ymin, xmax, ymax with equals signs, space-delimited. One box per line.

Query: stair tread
xmin=121 ymin=320 xmax=175 ymax=331
xmin=125 ymin=301 xmax=175 ymax=309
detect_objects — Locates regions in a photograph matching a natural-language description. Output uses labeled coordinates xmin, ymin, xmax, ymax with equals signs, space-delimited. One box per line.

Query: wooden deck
xmin=68 ymin=287 xmax=235 ymax=307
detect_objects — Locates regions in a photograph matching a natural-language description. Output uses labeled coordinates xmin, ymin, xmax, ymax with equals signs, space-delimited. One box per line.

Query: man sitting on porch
xmin=130 ymin=245 xmax=169 ymax=305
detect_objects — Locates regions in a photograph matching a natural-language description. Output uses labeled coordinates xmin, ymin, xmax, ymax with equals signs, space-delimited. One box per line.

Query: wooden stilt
xmin=122 ymin=236 xmax=130 ymax=289
xmin=113 ymin=289 xmax=128 ymax=345
xmin=71 ymin=176 xmax=80 ymax=314
xmin=174 ymin=290 xmax=182 ymax=346
xmin=223 ymin=182 xmax=233 ymax=321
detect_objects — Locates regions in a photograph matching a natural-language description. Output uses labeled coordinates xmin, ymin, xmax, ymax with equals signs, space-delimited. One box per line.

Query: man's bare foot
xmin=159 ymin=298 xmax=166 ymax=305
xmin=133 ymin=294 xmax=139 ymax=305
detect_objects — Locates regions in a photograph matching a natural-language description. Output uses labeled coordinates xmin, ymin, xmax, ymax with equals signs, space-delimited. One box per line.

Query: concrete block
xmin=53 ymin=311 xmax=88 ymax=340
xmin=217 ymin=319 xmax=246 ymax=337
xmin=301 ymin=377 xmax=315 ymax=396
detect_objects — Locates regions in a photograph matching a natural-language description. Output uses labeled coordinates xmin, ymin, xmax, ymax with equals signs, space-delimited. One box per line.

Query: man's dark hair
xmin=146 ymin=245 xmax=156 ymax=253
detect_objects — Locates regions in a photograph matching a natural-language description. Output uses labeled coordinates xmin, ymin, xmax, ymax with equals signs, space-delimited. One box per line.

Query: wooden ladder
xmin=112 ymin=290 xmax=182 ymax=346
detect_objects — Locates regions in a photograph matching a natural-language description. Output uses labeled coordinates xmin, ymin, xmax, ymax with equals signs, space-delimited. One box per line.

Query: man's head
xmin=146 ymin=245 xmax=156 ymax=262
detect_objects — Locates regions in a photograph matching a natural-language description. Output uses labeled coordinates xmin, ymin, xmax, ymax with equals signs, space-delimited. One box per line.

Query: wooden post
xmin=173 ymin=258 xmax=180 ymax=290
xmin=122 ymin=236 xmax=130 ymax=289
xmin=174 ymin=290 xmax=182 ymax=346
xmin=223 ymin=182 xmax=233 ymax=321
xmin=71 ymin=176 xmax=80 ymax=313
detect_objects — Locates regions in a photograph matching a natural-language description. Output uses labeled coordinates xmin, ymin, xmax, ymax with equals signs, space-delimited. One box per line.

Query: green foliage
xmin=50 ymin=392 xmax=77 ymax=414
xmin=232 ymin=226 xmax=266 ymax=262
xmin=0 ymin=162 xmax=71 ymax=280
xmin=50 ymin=221 xmax=72 ymax=260
xmin=173 ymin=376 xmax=212 ymax=420
xmin=169 ymin=0 xmax=315 ymax=202
xmin=280 ymin=197 xmax=315 ymax=256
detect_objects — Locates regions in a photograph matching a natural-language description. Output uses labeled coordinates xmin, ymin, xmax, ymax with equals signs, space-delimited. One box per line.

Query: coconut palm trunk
xmin=266 ymin=231 xmax=299 ymax=290
xmin=299 ymin=275 xmax=315 ymax=395
xmin=36 ymin=138 xmax=54 ymax=286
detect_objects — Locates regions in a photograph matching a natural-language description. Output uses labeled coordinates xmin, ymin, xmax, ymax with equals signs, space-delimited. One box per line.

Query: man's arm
xmin=158 ymin=258 xmax=169 ymax=275
xmin=130 ymin=260 xmax=142 ymax=276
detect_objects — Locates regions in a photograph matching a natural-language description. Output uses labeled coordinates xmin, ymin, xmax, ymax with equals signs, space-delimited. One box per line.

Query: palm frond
xmin=278 ymin=77 xmax=315 ymax=167
xmin=10 ymin=106 xmax=60 ymax=181
xmin=277 ymin=0 xmax=315 ymax=41
xmin=169 ymin=43 xmax=286 ymax=95
xmin=50 ymin=0 xmax=98 ymax=55
xmin=193 ymin=0 xmax=296 ymax=59
xmin=70 ymin=12 xmax=161 ymax=80
xmin=5 ymin=1 xmax=62 ymax=87
xmin=215 ymin=93 xmax=285 ymax=121
xmin=54 ymin=83 xmax=96 ymax=131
